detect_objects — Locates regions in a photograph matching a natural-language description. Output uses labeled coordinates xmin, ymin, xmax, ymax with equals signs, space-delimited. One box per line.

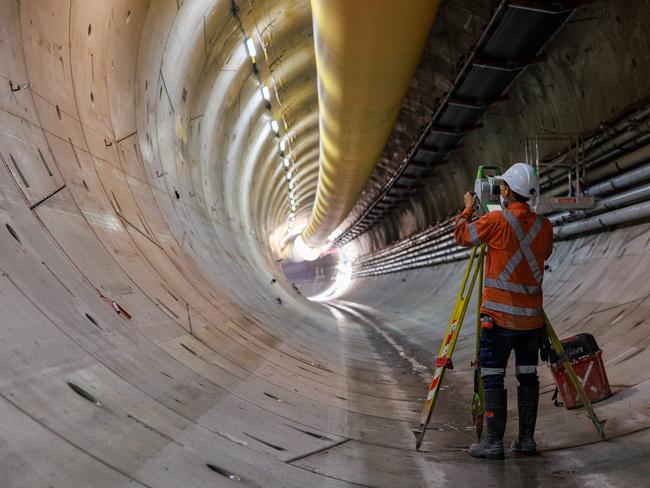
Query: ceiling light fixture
xmin=245 ymin=37 xmax=257 ymax=58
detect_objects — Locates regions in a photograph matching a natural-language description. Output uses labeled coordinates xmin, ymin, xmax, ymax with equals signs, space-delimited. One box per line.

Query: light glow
xmin=283 ymin=158 xmax=290 ymax=168
xmin=280 ymin=139 xmax=286 ymax=152
xmin=293 ymin=234 xmax=321 ymax=261
xmin=261 ymin=85 xmax=271 ymax=101
xmin=328 ymin=227 xmax=344 ymax=241
xmin=308 ymin=249 xmax=356 ymax=301
xmin=245 ymin=37 xmax=257 ymax=58
xmin=270 ymin=119 xmax=279 ymax=133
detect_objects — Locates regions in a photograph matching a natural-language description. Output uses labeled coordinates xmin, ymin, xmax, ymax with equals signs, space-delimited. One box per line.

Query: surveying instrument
xmin=413 ymin=165 xmax=606 ymax=451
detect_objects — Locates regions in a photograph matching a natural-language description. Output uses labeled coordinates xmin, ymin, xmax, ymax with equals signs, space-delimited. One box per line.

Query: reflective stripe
xmin=484 ymin=278 xmax=542 ymax=294
xmin=481 ymin=367 xmax=506 ymax=377
xmin=484 ymin=300 xmax=544 ymax=317
xmin=500 ymin=251 xmax=523 ymax=280
xmin=503 ymin=210 xmax=524 ymax=239
xmin=502 ymin=211 xmax=543 ymax=284
xmin=468 ymin=223 xmax=481 ymax=245
xmin=521 ymin=214 xmax=543 ymax=282
xmin=522 ymin=245 xmax=543 ymax=283
xmin=516 ymin=365 xmax=537 ymax=375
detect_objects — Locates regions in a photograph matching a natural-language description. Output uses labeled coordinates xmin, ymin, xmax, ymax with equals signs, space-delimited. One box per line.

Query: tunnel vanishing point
xmin=1 ymin=1 xmax=650 ymax=487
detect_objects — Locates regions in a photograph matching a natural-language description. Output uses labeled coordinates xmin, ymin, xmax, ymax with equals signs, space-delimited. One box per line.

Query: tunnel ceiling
xmin=0 ymin=0 xmax=502 ymax=314
xmin=139 ymin=0 xmax=499 ymax=260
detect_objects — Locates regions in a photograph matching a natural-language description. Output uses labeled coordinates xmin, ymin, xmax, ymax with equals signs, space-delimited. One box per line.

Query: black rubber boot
xmin=511 ymin=385 xmax=539 ymax=456
xmin=469 ymin=389 xmax=507 ymax=460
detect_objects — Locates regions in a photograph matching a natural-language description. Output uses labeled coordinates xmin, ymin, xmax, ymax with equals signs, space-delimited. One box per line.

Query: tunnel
xmin=1 ymin=1 xmax=649 ymax=486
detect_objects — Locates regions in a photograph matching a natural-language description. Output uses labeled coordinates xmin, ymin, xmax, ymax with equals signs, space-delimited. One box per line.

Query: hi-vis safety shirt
xmin=455 ymin=202 xmax=553 ymax=330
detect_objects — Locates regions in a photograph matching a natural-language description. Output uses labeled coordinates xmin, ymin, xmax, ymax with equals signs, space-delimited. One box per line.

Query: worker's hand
xmin=464 ymin=192 xmax=477 ymax=211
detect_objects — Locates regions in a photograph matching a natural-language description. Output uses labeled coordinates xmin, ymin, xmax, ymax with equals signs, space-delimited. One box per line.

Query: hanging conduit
xmin=300 ymin=0 xmax=441 ymax=249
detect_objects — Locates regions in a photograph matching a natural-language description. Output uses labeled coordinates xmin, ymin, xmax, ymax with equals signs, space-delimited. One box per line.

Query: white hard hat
xmin=502 ymin=162 xmax=539 ymax=198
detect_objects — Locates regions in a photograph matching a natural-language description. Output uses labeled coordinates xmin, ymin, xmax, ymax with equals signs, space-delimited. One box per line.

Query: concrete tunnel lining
xmin=1 ymin=0 xmax=650 ymax=487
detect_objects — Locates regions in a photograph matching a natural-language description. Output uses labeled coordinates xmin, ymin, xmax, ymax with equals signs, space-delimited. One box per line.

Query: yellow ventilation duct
xmin=301 ymin=0 xmax=441 ymax=248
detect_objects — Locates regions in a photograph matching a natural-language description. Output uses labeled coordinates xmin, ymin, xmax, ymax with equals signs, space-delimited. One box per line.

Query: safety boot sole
xmin=511 ymin=439 xmax=538 ymax=456
xmin=469 ymin=443 xmax=505 ymax=460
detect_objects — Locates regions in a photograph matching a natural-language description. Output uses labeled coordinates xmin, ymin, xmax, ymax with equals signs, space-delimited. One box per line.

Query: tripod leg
xmin=415 ymin=245 xmax=483 ymax=450
xmin=472 ymin=245 xmax=486 ymax=440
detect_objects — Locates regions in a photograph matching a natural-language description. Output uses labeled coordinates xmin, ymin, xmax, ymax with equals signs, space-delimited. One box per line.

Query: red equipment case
xmin=549 ymin=333 xmax=612 ymax=410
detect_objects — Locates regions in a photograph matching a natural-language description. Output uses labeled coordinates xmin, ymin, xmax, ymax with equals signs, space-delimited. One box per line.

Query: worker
xmin=454 ymin=162 xmax=553 ymax=460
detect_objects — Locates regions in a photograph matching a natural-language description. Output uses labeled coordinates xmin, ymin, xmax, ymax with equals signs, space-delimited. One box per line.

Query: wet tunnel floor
xmin=318 ymin=302 xmax=650 ymax=488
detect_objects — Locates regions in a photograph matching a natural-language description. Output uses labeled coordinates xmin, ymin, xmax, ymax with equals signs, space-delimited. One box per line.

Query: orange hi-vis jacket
xmin=455 ymin=202 xmax=553 ymax=330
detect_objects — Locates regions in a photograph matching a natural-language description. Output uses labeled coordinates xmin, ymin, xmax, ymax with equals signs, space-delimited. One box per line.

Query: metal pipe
xmin=586 ymin=132 xmax=650 ymax=169
xmin=356 ymin=235 xmax=456 ymax=269
xmin=362 ymin=192 xmax=650 ymax=274
xmin=579 ymin=114 xmax=650 ymax=167
xmin=543 ymin=139 xmax=650 ymax=197
xmin=356 ymin=221 xmax=454 ymax=264
xmin=598 ymin=183 xmax=650 ymax=210
xmin=586 ymin=142 xmax=650 ymax=183
xmin=359 ymin=185 xmax=650 ymax=275
xmin=355 ymin=244 xmax=460 ymax=274
xmin=554 ymin=200 xmax=650 ymax=239
xmin=586 ymin=162 xmax=650 ymax=197
xmin=357 ymin=145 xmax=650 ymax=275
xmin=354 ymin=248 xmax=472 ymax=278
xmin=550 ymin=181 xmax=650 ymax=225
xmin=540 ymin=106 xmax=650 ymax=183
xmin=354 ymin=242 xmax=466 ymax=274
xmin=361 ymin=187 xmax=650 ymax=274
xmin=547 ymin=161 xmax=650 ymax=224
xmin=301 ymin=0 xmax=441 ymax=248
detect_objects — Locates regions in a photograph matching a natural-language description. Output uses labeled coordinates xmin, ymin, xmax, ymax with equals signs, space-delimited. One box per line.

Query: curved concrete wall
xmin=1 ymin=1 xmax=648 ymax=487
xmin=1 ymin=1 xmax=419 ymax=486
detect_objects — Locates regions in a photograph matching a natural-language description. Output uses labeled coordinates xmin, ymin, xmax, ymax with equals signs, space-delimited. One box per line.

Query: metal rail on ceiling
xmin=333 ymin=0 xmax=588 ymax=248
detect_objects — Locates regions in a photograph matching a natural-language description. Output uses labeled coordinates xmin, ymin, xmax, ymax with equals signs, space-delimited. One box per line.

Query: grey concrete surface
xmin=1 ymin=1 xmax=649 ymax=487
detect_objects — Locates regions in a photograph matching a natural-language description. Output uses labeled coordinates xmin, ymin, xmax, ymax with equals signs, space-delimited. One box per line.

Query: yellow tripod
xmin=413 ymin=244 xmax=606 ymax=451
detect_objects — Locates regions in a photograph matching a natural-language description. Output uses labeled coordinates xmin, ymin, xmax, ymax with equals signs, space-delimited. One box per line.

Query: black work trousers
xmin=479 ymin=324 xmax=543 ymax=390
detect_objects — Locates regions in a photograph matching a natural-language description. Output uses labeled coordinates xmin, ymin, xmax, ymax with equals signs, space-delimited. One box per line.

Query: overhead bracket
xmin=472 ymin=55 xmax=546 ymax=72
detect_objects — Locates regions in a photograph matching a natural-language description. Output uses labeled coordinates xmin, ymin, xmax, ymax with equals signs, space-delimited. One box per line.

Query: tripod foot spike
xmin=590 ymin=415 xmax=607 ymax=440
xmin=413 ymin=426 xmax=425 ymax=450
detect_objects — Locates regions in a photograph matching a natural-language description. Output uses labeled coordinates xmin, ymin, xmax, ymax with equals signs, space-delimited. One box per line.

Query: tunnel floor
xmin=315 ymin=302 xmax=650 ymax=488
